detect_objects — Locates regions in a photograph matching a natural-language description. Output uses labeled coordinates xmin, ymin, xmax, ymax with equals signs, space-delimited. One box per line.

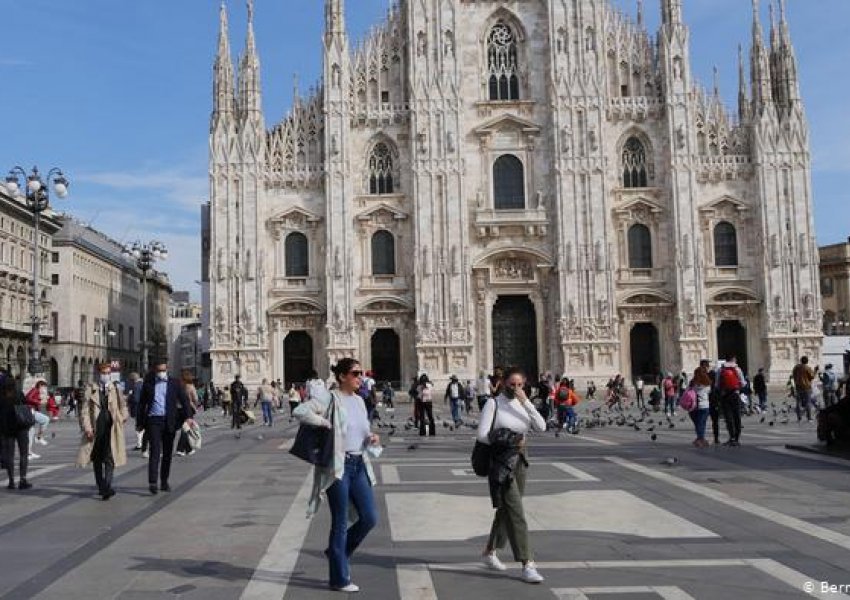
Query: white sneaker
xmin=142 ymin=450 xmax=149 ymax=458
xmin=521 ymin=562 xmax=544 ymax=584
xmin=28 ymin=452 xmax=41 ymax=460
xmin=483 ymin=552 xmax=507 ymax=571
xmin=36 ymin=438 xmax=48 ymax=446
xmin=331 ymin=583 xmax=360 ymax=593
xmin=175 ymin=451 xmax=186 ymax=457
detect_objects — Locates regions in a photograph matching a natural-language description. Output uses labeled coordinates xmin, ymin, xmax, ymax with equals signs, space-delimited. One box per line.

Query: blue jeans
xmin=565 ymin=407 xmax=577 ymax=430
xmin=325 ymin=455 xmax=378 ymax=588
xmin=690 ymin=408 xmax=709 ymax=440
xmin=260 ymin=401 xmax=273 ymax=425
xmin=795 ymin=390 xmax=814 ymax=421
xmin=449 ymin=398 xmax=461 ymax=423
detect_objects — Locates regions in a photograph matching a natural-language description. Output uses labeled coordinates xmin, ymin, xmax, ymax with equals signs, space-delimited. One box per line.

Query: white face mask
xmin=100 ymin=374 xmax=111 ymax=385
xmin=39 ymin=387 xmax=48 ymax=401
xmin=157 ymin=371 xmax=168 ymax=381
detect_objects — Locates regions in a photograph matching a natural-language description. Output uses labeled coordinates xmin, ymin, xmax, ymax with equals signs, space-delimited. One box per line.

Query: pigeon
xmin=769 ymin=421 xmax=775 ymax=426
xmin=662 ymin=456 xmax=678 ymax=466
xmin=256 ymin=434 xmax=264 ymax=440
xmin=51 ymin=432 xmax=56 ymax=439
xmin=650 ymin=434 xmax=658 ymax=441
xmin=407 ymin=444 xmax=418 ymax=451
xmin=759 ymin=416 xmax=765 ymax=423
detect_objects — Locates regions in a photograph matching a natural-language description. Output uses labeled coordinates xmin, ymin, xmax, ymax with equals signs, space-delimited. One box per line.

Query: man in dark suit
xmin=137 ymin=362 xmax=193 ymax=495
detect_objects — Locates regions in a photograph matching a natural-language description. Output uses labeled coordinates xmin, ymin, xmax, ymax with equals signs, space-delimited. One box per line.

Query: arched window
xmin=487 ymin=22 xmax=520 ymax=101
xmin=628 ymin=224 xmax=652 ymax=269
xmin=713 ymin=222 xmax=738 ymax=267
xmin=622 ymin=137 xmax=648 ymax=188
xmin=372 ymin=230 xmax=396 ymax=275
xmin=368 ymin=142 xmax=394 ymax=194
xmin=493 ymin=155 xmax=525 ymax=210
xmin=285 ymin=232 xmax=309 ymax=277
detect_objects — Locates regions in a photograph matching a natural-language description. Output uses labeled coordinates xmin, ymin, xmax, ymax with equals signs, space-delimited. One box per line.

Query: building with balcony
xmin=49 ymin=217 xmax=172 ymax=386
xmin=0 ymin=187 xmax=61 ymax=380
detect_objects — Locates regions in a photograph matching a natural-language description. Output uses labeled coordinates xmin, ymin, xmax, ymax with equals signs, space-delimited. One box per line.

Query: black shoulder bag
xmin=14 ymin=404 xmax=35 ymax=431
xmin=470 ymin=399 xmax=498 ymax=477
xmin=290 ymin=396 xmax=335 ymax=467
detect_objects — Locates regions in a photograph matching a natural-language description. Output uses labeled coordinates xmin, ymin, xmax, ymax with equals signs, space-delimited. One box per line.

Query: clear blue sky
xmin=2 ymin=1 xmax=848 ymax=299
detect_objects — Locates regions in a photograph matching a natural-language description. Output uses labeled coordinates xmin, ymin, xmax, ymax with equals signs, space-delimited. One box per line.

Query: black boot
xmin=7 ymin=480 xmax=14 ymax=490
xmin=18 ymin=479 xmax=32 ymax=490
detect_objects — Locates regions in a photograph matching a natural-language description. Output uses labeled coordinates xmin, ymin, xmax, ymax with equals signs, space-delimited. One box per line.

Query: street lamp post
xmin=123 ymin=241 xmax=167 ymax=374
xmin=4 ymin=166 xmax=69 ymax=376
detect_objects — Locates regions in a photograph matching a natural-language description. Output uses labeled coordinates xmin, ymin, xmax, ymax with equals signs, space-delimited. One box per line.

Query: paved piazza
xmin=2 ymin=401 xmax=850 ymax=600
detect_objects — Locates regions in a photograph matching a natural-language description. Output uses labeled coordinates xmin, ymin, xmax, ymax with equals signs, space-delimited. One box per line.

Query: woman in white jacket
xmin=293 ymin=358 xmax=381 ymax=593
xmin=477 ymin=367 xmax=546 ymax=584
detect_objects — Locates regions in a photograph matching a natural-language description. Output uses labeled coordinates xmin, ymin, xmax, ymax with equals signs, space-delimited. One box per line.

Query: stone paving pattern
xmin=1 ymin=400 xmax=849 ymax=599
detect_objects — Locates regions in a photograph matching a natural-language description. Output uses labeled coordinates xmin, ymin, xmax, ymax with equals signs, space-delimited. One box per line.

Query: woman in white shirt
xmin=477 ymin=367 xmax=546 ymax=584
xmin=293 ymin=358 xmax=381 ymax=593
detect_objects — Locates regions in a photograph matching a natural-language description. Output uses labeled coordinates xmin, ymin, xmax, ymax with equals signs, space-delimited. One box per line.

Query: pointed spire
xmin=293 ymin=73 xmax=300 ymax=107
xmin=212 ymin=2 xmax=235 ymax=128
xmin=738 ymin=43 xmax=749 ymax=121
xmin=750 ymin=0 xmax=772 ymax=111
xmin=637 ymin=0 xmax=644 ymax=29
xmin=661 ymin=0 xmax=682 ymax=26
xmin=325 ymin=0 xmax=346 ymax=44
xmin=769 ymin=1 xmax=779 ymax=49
xmin=712 ymin=65 xmax=720 ymax=98
xmin=238 ymin=0 xmax=262 ymax=118
xmin=776 ymin=0 xmax=800 ymax=104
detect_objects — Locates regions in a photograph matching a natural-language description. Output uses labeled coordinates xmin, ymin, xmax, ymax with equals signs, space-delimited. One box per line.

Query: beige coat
xmin=76 ymin=382 xmax=129 ymax=468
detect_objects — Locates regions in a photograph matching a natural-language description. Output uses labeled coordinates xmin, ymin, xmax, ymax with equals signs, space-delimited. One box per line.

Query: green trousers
xmin=487 ymin=457 xmax=532 ymax=562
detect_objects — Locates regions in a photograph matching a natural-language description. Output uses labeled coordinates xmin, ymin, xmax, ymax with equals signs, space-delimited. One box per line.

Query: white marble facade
xmin=208 ymin=0 xmax=822 ymax=389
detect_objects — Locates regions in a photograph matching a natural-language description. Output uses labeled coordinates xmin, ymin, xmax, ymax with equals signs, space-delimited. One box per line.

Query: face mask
xmin=39 ymin=388 xmax=48 ymax=401
xmin=157 ymin=371 xmax=168 ymax=381
xmin=100 ymin=374 xmax=111 ymax=385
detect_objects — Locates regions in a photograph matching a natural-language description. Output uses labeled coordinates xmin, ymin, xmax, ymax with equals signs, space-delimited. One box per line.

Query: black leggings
xmin=2 ymin=430 xmax=29 ymax=482
xmin=419 ymin=403 xmax=435 ymax=436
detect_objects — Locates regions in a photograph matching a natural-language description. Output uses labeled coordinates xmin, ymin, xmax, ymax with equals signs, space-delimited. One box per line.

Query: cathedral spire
xmin=238 ymin=0 xmax=262 ymax=118
xmin=776 ymin=0 xmax=800 ymax=105
xmin=661 ymin=0 xmax=683 ymax=26
xmin=637 ymin=0 xmax=644 ymax=29
xmin=325 ymin=0 xmax=346 ymax=45
xmin=738 ymin=43 xmax=749 ymax=121
xmin=212 ymin=2 xmax=235 ymax=130
xmin=750 ymin=0 xmax=772 ymax=113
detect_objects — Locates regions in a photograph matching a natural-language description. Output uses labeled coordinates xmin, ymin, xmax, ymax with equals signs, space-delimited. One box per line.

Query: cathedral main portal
xmin=283 ymin=331 xmax=313 ymax=387
xmin=492 ymin=296 xmax=538 ymax=378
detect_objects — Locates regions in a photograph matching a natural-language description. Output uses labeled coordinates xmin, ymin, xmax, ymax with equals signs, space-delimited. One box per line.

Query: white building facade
xmin=50 ymin=217 xmax=172 ymax=386
xmin=0 ymin=188 xmax=60 ymax=381
xmin=209 ymin=0 xmax=821 ymax=388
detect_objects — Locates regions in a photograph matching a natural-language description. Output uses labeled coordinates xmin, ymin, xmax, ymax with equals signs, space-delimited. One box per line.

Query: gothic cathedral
xmin=208 ymin=0 xmax=822 ymax=389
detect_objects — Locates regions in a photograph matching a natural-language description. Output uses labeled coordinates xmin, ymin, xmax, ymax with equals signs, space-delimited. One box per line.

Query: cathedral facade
xmin=208 ymin=0 xmax=822 ymax=389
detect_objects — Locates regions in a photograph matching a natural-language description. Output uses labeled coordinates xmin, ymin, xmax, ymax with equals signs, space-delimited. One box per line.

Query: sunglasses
xmin=349 ymin=370 xmax=363 ymax=377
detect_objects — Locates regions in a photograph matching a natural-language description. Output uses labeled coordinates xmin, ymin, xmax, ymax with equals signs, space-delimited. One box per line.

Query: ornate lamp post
xmin=123 ymin=241 xmax=167 ymax=373
xmin=4 ymin=166 xmax=69 ymax=376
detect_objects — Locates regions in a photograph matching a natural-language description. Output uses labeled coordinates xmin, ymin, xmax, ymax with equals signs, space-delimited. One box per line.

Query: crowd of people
xmin=2 ymin=352 xmax=849 ymax=594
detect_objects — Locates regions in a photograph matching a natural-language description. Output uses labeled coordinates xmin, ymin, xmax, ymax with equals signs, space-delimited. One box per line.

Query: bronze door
xmin=717 ymin=320 xmax=748 ymax=374
xmin=492 ymin=296 xmax=538 ymax=378
xmin=630 ymin=322 xmax=660 ymax=381
xmin=371 ymin=328 xmax=401 ymax=388
xmin=284 ymin=331 xmax=313 ymax=387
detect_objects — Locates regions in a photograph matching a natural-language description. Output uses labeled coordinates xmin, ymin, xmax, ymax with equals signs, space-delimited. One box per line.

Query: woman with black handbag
xmin=477 ymin=367 xmax=545 ymax=584
xmin=293 ymin=358 xmax=381 ymax=594
xmin=0 ymin=373 xmax=32 ymax=490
